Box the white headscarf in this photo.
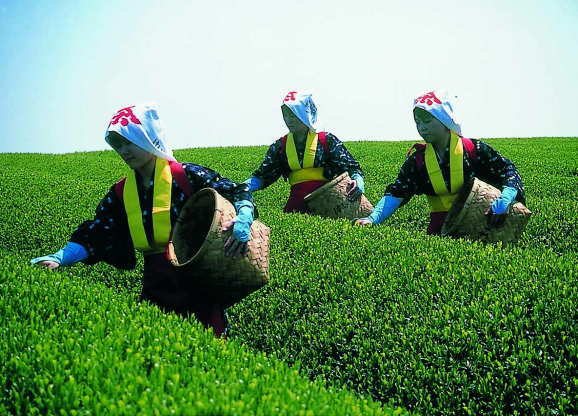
[105,103,176,161]
[282,91,321,132]
[413,90,462,136]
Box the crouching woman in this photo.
[356,91,525,234]
[31,104,255,337]
[244,91,365,213]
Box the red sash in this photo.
[280,132,328,212]
[283,180,327,213]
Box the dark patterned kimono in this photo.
[385,139,525,234]
[252,132,363,212]
[70,162,253,336]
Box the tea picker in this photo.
[30,104,268,337]
[243,91,369,216]
[355,91,530,242]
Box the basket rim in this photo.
[168,188,229,267]
[303,172,349,202]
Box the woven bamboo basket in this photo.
[441,178,532,243]
[303,172,374,219]
[167,188,270,307]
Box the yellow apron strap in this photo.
[286,133,302,171]
[124,158,174,252]
[152,158,172,248]
[425,134,464,212]
[286,131,327,185]
[302,131,318,169]
[286,131,319,170]
[449,131,464,194]
[425,143,449,196]
[288,167,326,185]
[124,172,150,251]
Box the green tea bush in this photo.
[228,138,577,415]
[232,220,577,414]
[1,137,576,415]
[0,251,401,416]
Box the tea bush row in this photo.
[1,137,576,415]
[0,251,403,416]
[227,138,577,414]
[231,215,577,415]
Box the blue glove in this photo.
[30,242,88,267]
[491,186,518,215]
[351,173,365,194]
[348,173,365,201]
[347,173,365,201]
[366,195,403,224]
[243,176,263,192]
[232,200,254,242]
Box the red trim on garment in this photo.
[280,131,329,155]
[114,161,192,201]
[409,137,477,170]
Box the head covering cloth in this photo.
[105,103,176,161]
[413,90,462,136]
[105,103,176,253]
[412,91,465,213]
[282,91,321,132]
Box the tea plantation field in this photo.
[1,137,576,415]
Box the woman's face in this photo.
[107,132,155,170]
[282,105,308,134]
[413,108,450,144]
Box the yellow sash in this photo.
[286,131,328,185]
[425,132,464,212]
[124,158,173,253]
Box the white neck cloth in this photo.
[282,91,321,132]
[413,91,462,136]
[105,103,176,161]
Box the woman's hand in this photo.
[40,261,60,270]
[346,180,363,201]
[485,186,518,228]
[221,219,249,258]
[30,243,88,269]
[352,218,373,226]
[30,255,61,270]
[347,174,365,202]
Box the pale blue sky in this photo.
[1,0,577,154]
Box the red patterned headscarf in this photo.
[106,103,176,161]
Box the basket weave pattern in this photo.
[304,172,374,219]
[441,178,531,243]
[168,188,270,306]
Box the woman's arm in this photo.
[184,164,255,256]
[383,152,421,203]
[248,140,285,190]
[30,241,89,269]
[355,154,420,226]
[473,140,526,223]
[324,134,364,179]
[31,186,136,270]
[473,140,525,201]
[324,134,366,199]
[184,164,254,205]
[69,186,136,269]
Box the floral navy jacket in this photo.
[384,139,525,204]
[252,132,363,188]
[70,163,252,269]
